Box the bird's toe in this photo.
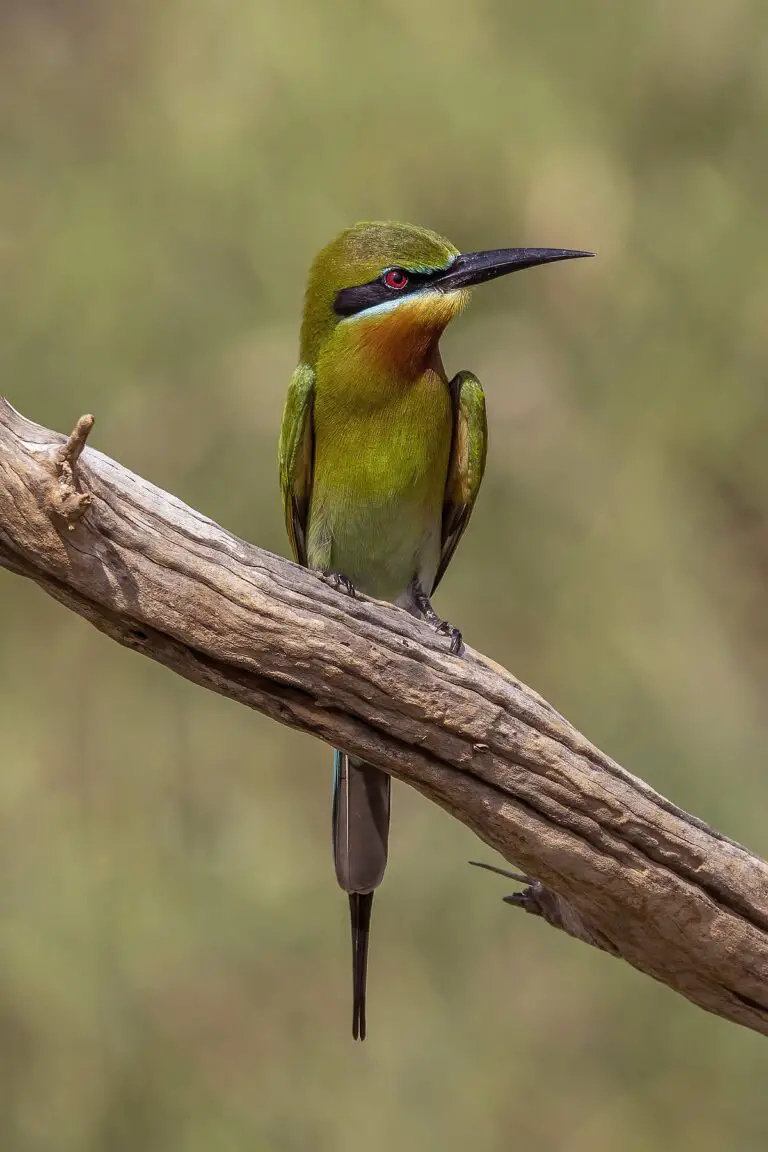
[324,571,357,598]
[436,619,463,655]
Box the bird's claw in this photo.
[409,580,463,656]
[436,621,463,656]
[323,571,357,598]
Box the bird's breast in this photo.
[308,366,453,598]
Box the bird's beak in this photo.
[433,248,594,292]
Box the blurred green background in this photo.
[1,1,768,1149]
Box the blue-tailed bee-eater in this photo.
[279,221,591,1039]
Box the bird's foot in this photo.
[321,570,357,598]
[434,618,463,656]
[410,580,463,655]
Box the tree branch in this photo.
[1,396,767,1036]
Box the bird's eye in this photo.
[384,268,409,290]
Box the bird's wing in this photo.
[433,370,488,593]
[278,362,315,567]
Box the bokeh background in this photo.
[1,1,768,1149]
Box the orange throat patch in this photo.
[351,289,469,376]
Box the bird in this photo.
[279,221,591,1039]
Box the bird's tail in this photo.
[332,751,391,1041]
[348,892,373,1041]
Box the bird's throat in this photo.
[345,289,468,379]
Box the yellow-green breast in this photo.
[307,321,453,601]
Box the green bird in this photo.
[279,221,591,1039]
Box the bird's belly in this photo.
[308,397,451,602]
[318,494,442,602]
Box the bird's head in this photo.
[299,220,591,374]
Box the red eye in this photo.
[384,268,409,290]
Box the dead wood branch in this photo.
[1,397,767,1037]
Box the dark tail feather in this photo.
[349,892,373,1041]
[332,752,391,892]
[332,752,390,1041]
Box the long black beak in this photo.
[433,247,594,292]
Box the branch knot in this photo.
[45,414,95,528]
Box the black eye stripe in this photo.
[334,268,436,318]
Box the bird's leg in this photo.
[410,579,463,656]
[317,570,357,598]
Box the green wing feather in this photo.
[433,370,488,593]
[278,363,316,566]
